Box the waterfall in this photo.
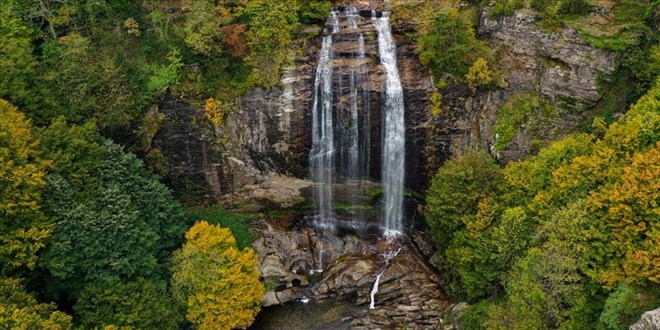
[310,6,367,228]
[310,7,405,234]
[374,12,405,233]
[310,33,334,223]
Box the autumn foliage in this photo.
[426,77,660,328]
[221,23,247,57]
[0,99,50,274]
[172,221,264,330]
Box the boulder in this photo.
[630,307,660,330]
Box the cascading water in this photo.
[369,247,401,309]
[373,12,405,233]
[309,6,368,270]
[310,6,405,235]
[310,34,334,224]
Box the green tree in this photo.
[74,278,182,329]
[0,4,36,108]
[0,99,50,275]
[298,0,331,24]
[183,0,227,56]
[37,119,186,298]
[600,283,660,330]
[417,9,488,82]
[0,277,72,329]
[426,149,502,252]
[38,34,138,130]
[172,221,264,330]
[244,0,300,86]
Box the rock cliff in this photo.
[631,307,660,330]
[151,3,617,199]
[429,7,616,164]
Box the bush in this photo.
[532,0,591,15]
[493,94,554,151]
[600,283,660,330]
[491,0,524,18]
[417,10,489,82]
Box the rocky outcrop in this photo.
[253,217,449,329]
[479,9,616,103]
[441,302,470,330]
[152,94,261,202]
[631,307,660,330]
[425,7,617,167]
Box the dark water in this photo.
[249,300,368,330]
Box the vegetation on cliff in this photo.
[426,76,660,329]
[0,0,331,134]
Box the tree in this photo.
[0,99,50,275]
[417,9,488,81]
[588,143,660,287]
[426,149,501,252]
[74,278,182,329]
[37,34,138,130]
[183,0,225,56]
[297,0,331,24]
[243,0,300,86]
[0,4,36,107]
[465,58,494,93]
[600,283,660,330]
[172,221,263,330]
[0,277,72,329]
[37,119,186,298]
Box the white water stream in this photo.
[369,247,402,309]
[373,12,405,232]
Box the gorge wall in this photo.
[151,3,617,201]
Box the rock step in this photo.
[332,7,385,18]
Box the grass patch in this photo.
[187,205,253,250]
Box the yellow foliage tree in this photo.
[171,221,263,330]
[204,98,224,126]
[589,142,660,286]
[465,57,494,93]
[0,99,51,274]
[0,277,72,329]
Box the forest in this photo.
[0,0,658,329]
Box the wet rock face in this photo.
[152,94,260,202]
[253,217,449,329]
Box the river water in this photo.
[249,300,368,330]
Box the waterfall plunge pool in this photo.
[249,299,368,330]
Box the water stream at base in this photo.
[369,247,401,309]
